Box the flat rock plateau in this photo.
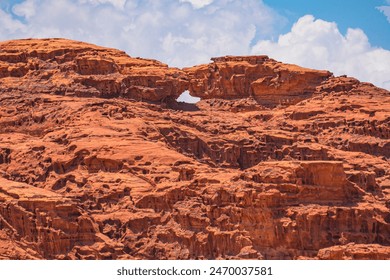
[0,38,389,260]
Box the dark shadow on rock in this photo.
[166,100,200,112]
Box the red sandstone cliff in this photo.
[0,38,187,101]
[185,55,332,106]
[0,38,389,260]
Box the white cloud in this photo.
[0,0,282,68]
[0,8,26,34]
[177,90,201,103]
[252,15,390,90]
[378,5,390,23]
[79,0,127,8]
[179,0,213,9]
[12,0,37,19]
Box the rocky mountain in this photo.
[0,38,389,260]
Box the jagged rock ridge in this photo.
[0,38,188,101]
[0,38,389,260]
[185,55,332,106]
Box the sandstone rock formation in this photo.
[0,38,389,260]
[185,55,332,106]
[0,38,188,102]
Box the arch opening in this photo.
[176,90,200,104]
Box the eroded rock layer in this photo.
[0,38,389,260]
[0,38,188,102]
[185,56,332,106]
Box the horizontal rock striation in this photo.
[0,38,188,102]
[0,38,389,260]
[185,55,332,106]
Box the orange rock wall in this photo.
[0,39,389,260]
[0,39,188,102]
[185,56,332,106]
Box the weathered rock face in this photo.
[185,56,332,106]
[0,38,188,102]
[0,38,389,260]
[0,178,101,259]
[317,243,390,260]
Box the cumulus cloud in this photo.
[179,0,214,9]
[0,8,26,34]
[78,0,127,9]
[378,3,390,23]
[0,0,282,68]
[252,15,390,90]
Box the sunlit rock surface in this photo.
[0,38,389,260]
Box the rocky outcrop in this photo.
[0,38,188,102]
[0,178,101,259]
[185,56,332,106]
[0,39,389,260]
[317,244,390,260]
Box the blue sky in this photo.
[264,0,390,49]
[0,0,389,92]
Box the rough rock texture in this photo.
[0,38,389,260]
[0,38,188,102]
[185,56,332,106]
